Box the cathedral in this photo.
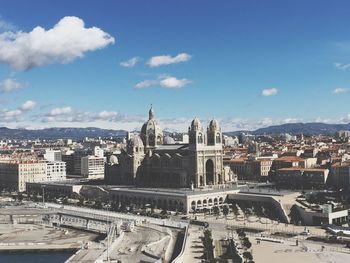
[106,106,234,188]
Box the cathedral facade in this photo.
[106,107,234,188]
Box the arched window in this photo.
[191,201,196,209]
[149,133,155,146]
[198,133,203,144]
[216,133,221,144]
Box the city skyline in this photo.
[1,0,350,132]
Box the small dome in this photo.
[164,136,175,144]
[109,155,119,165]
[191,117,202,131]
[209,119,220,130]
[128,135,144,147]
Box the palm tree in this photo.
[223,205,229,218]
[213,206,220,218]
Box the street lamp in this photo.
[41,186,45,204]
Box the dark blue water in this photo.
[0,252,73,263]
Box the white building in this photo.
[0,160,47,192]
[223,135,239,147]
[181,134,189,144]
[46,161,66,181]
[44,149,62,162]
[81,156,105,179]
[94,146,104,158]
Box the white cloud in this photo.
[49,106,72,116]
[135,79,158,89]
[0,100,36,122]
[160,76,191,89]
[333,87,348,94]
[40,107,123,123]
[0,78,24,92]
[334,62,350,71]
[3,109,22,118]
[98,111,117,120]
[147,53,191,67]
[20,100,36,111]
[120,57,140,68]
[135,75,191,89]
[3,105,350,132]
[0,16,115,71]
[261,88,278,96]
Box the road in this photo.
[109,225,172,263]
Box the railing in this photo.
[45,203,189,229]
[171,225,189,263]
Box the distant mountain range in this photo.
[0,127,127,140]
[0,122,349,140]
[225,122,350,136]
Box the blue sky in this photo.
[0,0,350,131]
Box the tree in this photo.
[223,205,229,217]
[150,203,155,214]
[213,206,220,216]
[78,196,84,206]
[94,200,102,209]
[202,229,215,261]
[243,251,253,261]
[17,193,23,202]
[119,202,127,212]
[232,204,239,216]
[111,201,119,211]
[226,239,242,263]
[62,197,69,205]
[242,237,252,249]
[237,229,246,238]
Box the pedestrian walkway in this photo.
[182,225,204,263]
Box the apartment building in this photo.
[0,160,47,192]
[46,161,66,181]
[275,167,329,189]
[81,155,105,179]
[44,149,62,162]
[0,159,67,192]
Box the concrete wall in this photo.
[227,193,289,223]
[171,225,189,263]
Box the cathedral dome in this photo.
[141,119,162,136]
[191,117,202,131]
[140,106,163,147]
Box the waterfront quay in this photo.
[0,203,188,262]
